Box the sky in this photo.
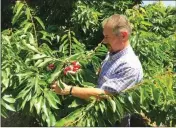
[142,0,176,7]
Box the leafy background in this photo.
[1,0,176,127]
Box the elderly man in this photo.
[51,14,143,99]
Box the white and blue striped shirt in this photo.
[97,45,143,93]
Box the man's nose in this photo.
[101,39,108,44]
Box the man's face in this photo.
[103,25,122,52]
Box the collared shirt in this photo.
[97,45,143,93]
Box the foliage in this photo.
[1,1,106,126]
[2,0,142,49]
[70,0,142,49]
[1,0,176,127]
[55,72,176,127]
[126,2,176,77]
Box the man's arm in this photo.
[70,86,110,99]
[50,82,110,100]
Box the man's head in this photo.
[102,14,132,52]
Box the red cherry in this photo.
[73,67,78,72]
[71,61,77,66]
[48,64,55,70]
[64,70,67,75]
[64,66,71,71]
[74,65,80,69]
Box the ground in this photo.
[1,111,40,127]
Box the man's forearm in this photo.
[70,86,110,100]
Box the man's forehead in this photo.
[103,25,113,35]
[104,22,113,29]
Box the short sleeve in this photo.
[100,67,139,93]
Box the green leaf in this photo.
[34,76,40,93]
[109,97,116,113]
[37,58,53,68]
[2,71,9,88]
[128,95,133,105]
[44,91,59,109]
[34,59,43,66]
[115,98,124,117]
[21,93,30,109]
[5,67,10,77]
[2,95,16,103]
[140,87,145,104]
[42,98,49,117]
[32,54,47,60]
[30,98,35,112]
[1,106,8,118]
[46,111,55,126]
[72,37,84,48]
[141,21,153,26]
[12,2,24,25]
[17,86,31,99]
[41,37,52,45]
[61,34,68,42]
[34,16,45,30]
[19,19,28,28]
[25,8,30,20]
[16,2,24,16]
[16,71,33,80]
[66,53,84,61]
[152,85,160,104]
[28,33,37,46]
[22,40,40,53]
[57,79,65,90]
[48,91,61,105]
[139,7,146,14]
[35,96,43,114]
[48,63,64,83]
[68,99,81,108]
[49,113,56,126]
[165,74,173,92]
[55,108,83,126]
[5,103,16,112]
[86,118,91,127]
[82,82,96,87]
[24,23,32,32]
[99,101,105,114]
[2,105,10,116]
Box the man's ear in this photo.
[121,31,128,38]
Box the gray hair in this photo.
[102,14,132,37]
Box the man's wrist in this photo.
[63,86,71,95]
[69,86,74,95]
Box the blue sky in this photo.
[142,1,176,7]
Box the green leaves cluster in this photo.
[126,2,176,77]
[1,0,176,127]
[1,1,107,126]
[55,72,176,127]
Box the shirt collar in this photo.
[108,44,132,60]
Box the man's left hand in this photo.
[50,81,71,95]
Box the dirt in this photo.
[1,111,40,127]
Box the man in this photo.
[51,14,143,100]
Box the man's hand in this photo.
[50,81,71,95]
